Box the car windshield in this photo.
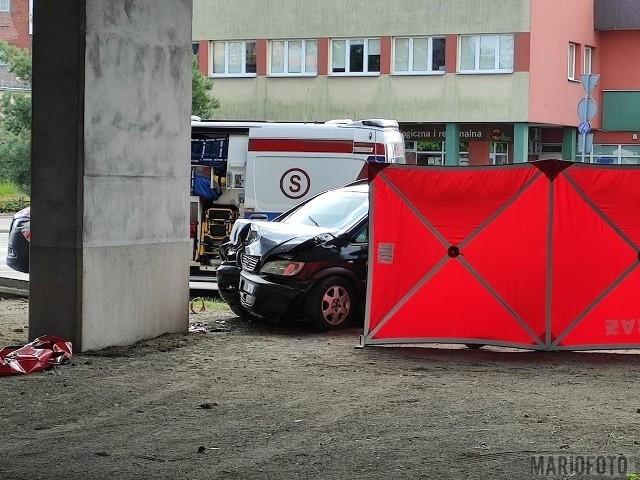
[281,189,368,230]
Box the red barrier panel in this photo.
[363,161,640,351]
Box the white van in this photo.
[189,118,405,289]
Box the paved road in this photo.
[1,214,216,295]
[0,215,10,233]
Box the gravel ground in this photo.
[1,295,640,480]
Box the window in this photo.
[331,38,380,75]
[584,46,592,75]
[282,190,368,230]
[541,144,562,154]
[405,140,469,165]
[621,145,640,164]
[353,224,368,244]
[581,144,640,164]
[270,40,317,76]
[459,34,514,73]
[490,143,509,165]
[568,43,577,80]
[211,41,257,76]
[393,36,446,74]
[0,0,9,12]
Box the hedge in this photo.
[0,197,30,213]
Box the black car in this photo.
[217,182,369,331]
[6,206,30,273]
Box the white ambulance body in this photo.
[189,118,405,289]
[243,120,405,218]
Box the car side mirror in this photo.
[327,232,350,250]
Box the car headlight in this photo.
[260,260,305,276]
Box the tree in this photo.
[0,46,219,191]
[0,41,32,84]
[0,41,31,191]
[192,53,220,119]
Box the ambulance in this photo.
[189,117,405,290]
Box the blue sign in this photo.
[581,74,600,95]
[577,97,597,121]
[578,121,591,135]
[596,157,615,164]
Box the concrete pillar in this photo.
[513,122,530,163]
[562,127,577,161]
[445,123,460,165]
[30,0,192,351]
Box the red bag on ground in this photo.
[0,335,72,376]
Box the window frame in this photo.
[579,144,640,164]
[269,39,318,77]
[0,0,9,12]
[568,43,577,80]
[351,223,369,245]
[583,46,592,75]
[458,34,514,74]
[330,38,381,76]
[392,36,446,75]
[405,140,469,166]
[490,142,509,165]
[210,40,257,78]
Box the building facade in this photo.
[0,0,32,50]
[192,0,640,166]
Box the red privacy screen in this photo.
[363,161,640,351]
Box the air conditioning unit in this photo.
[528,141,543,154]
[530,127,543,142]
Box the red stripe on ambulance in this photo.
[249,138,353,153]
[249,138,386,156]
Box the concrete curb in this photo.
[0,277,29,298]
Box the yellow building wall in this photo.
[208,73,531,122]
[193,0,531,40]
[193,0,532,122]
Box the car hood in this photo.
[235,219,339,258]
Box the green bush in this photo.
[0,180,29,213]
[0,179,20,197]
[0,197,29,213]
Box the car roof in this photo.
[336,180,369,193]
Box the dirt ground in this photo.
[1,295,640,480]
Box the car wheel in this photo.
[304,276,357,332]
[229,305,249,319]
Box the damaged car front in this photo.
[217,182,369,331]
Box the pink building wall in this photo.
[593,30,640,144]
[529,0,599,128]
[597,30,640,91]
